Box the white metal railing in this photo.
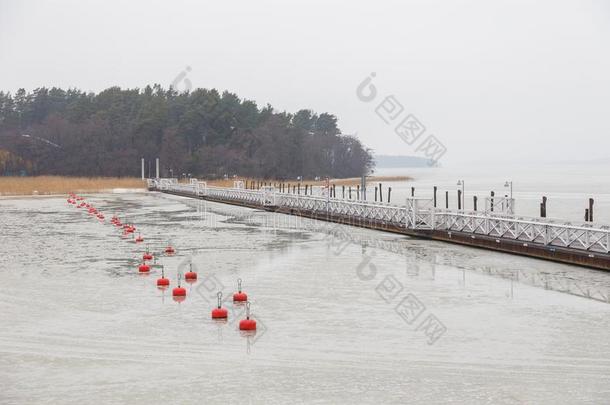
[434,211,610,253]
[149,179,610,254]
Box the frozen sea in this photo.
[1,191,610,404]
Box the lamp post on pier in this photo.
[504,181,513,199]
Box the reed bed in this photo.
[204,175,412,188]
[0,176,146,196]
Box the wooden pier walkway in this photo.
[148,179,610,271]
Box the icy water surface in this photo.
[1,192,610,404]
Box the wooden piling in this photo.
[457,190,462,210]
[374,186,378,202]
[387,187,392,203]
[541,196,547,218]
[445,191,449,209]
[411,187,415,197]
[379,183,383,202]
[589,198,594,222]
[473,196,478,211]
[433,186,437,207]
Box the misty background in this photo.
[1,0,609,166]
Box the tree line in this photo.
[0,86,374,179]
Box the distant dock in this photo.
[148,179,610,271]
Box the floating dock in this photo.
[148,179,610,271]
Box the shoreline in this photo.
[0,175,412,196]
[204,175,412,188]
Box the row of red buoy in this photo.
[67,192,257,331]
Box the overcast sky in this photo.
[1,0,609,165]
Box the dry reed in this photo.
[0,176,146,196]
[203,175,412,188]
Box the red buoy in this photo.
[165,246,175,255]
[138,263,150,273]
[185,263,197,282]
[143,252,153,261]
[157,266,170,288]
[135,233,144,243]
[172,274,186,302]
[233,278,248,302]
[212,291,228,319]
[239,302,257,330]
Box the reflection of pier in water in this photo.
[198,200,610,304]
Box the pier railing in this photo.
[148,179,610,254]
